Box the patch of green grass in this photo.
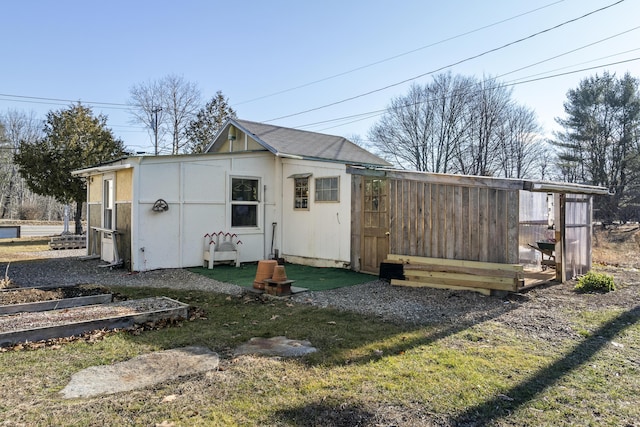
[1,286,638,426]
[188,262,374,291]
[0,237,50,262]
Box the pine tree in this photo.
[14,103,126,233]
[185,91,236,154]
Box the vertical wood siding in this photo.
[388,179,519,264]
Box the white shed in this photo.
[72,119,391,271]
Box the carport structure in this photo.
[349,167,609,294]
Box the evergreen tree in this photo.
[14,103,126,233]
[554,72,640,222]
[185,91,236,154]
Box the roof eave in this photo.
[524,180,611,195]
[72,163,133,177]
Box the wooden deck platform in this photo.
[385,254,558,295]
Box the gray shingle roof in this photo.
[213,119,391,167]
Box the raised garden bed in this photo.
[0,285,113,315]
[0,297,188,347]
[0,294,113,315]
[0,284,109,301]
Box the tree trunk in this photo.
[74,201,83,235]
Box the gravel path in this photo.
[6,250,243,296]
[5,249,640,342]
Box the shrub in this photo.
[574,271,616,293]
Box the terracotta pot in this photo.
[253,260,277,289]
[271,265,287,282]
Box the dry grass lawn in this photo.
[0,229,638,426]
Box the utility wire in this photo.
[314,56,640,133]
[506,47,640,83]
[294,27,640,131]
[0,93,130,109]
[234,0,566,106]
[264,0,625,123]
[495,25,640,80]
[0,2,568,115]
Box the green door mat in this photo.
[189,263,373,291]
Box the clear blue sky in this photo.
[1,0,639,154]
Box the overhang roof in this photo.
[347,166,611,195]
[71,159,133,177]
[206,119,392,167]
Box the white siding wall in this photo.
[132,153,275,271]
[280,159,351,267]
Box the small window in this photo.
[315,177,339,202]
[231,177,259,227]
[103,179,114,229]
[294,177,309,209]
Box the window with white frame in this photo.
[231,177,259,227]
[294,177,309,209]
[315,176,339,202]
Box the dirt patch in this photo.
[593,224,640,268]
[0,284,111,305]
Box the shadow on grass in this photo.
[275,403,375,426]
[452,305,640,426]
[116,283,519,371]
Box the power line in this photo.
[294,29,640,132]
[309,56,640,133]
[234,0,567,106]
[0,93,131,109]
[495,25,640,81]
[263,0,626,123]
[0,2,570,120]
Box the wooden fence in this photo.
[388,174,520,265]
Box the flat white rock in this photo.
[60,346,219,398]
[234,336,317,357]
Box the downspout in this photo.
[179,161,184,268]
[263,182,267,259]
[274,152,300,259]
[131,159,141,271]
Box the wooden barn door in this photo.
[361,177,389,274]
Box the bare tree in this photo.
[369,74,473,172]
[369,73,542,178]
[162,74,201,154]
[129,79,166,154]
[427,73,474,173]
[456,77,511,176]
[369,83,434,171]
[495,105,545,179]
[129,74,201,155]
[0,110,42,218]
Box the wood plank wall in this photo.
[88,204,101,255]
[116,203,132,269]
[388,179,519,264]
[350,175,363,271]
